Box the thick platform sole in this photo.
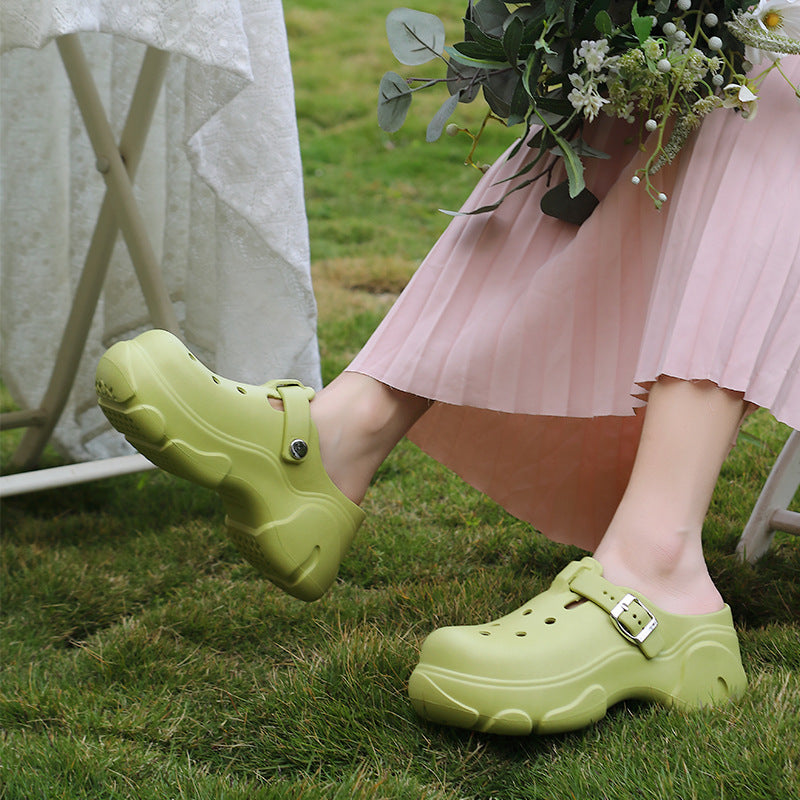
[95,335,363,601]
[409,629,747,736]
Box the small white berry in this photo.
[657,192,668,202]
[446,123,459,137]
[704,13,719,27]
[663,22,677,35]
[631,175,641,185]
[677,0,691,10]
[657,58,672,73]
[708,36,723,50]
[645,118,658,132]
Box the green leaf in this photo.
[550,138,610,160]
[386,8,445,66]
[522,49,543,97]
[426,93,460,142]
[551,133,585,197]
[595,10,614,36]
[575,0,611,39]
[454,40,505,60]
[446,45,510,70]
[540,181,599,224]
[502,16,524,65]
[377,71,412,132]
[563,0,577,32]
[631,2,654,45]
[507,78,531,125]
[462,18,505,58]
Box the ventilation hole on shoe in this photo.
[212,375,221,384]
[564,598,587,610]
[479,631,491,636]
[236,386,247,395]
[490,623,501,627]
[544,617,556,625]
[522,608,533,616]
[515,631,527,637]
[187,351,197,361]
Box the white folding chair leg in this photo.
[1,36,179,495]
[55,34,179,333]
[5,40,173,474]
[737,430,800,563]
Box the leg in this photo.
[310,372,429,504]
[408,376,748,734]
[95,330,426,600]
[593,376,746,614]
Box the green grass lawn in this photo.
[2,2,799,798]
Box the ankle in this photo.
[593,536,724,615]
[310,374,427,505]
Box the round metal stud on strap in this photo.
[289,438,309,461]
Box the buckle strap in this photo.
[264,380,316,463]
[568,568,665,658]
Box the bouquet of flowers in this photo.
[378,1,800,223]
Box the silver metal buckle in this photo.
[610,593,658,644]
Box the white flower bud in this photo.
[663,22,677,35]
[708,36,723,50]
[645,118,658,132]
[445,123,459,137]
[657,58,672,73]
[677,0,691,10]
[704,13,719,27]
[658,192,668,202]
[631,175,641,185]
[712,73,725,86]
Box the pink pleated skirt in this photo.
[348,58,800,551]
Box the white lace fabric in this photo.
[0,0,320,461]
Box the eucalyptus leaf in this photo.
[426,93,460,142]
[446,61,483,102]
[483,69,520,116]
[471,0,510,38]
[540,181,599,224]
[377,71,412,132]
[386,8,446,66]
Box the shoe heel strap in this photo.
[568,569,665,658]
[265,380,316,463]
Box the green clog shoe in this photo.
[409,557,747,735]
[95,329,364,601]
